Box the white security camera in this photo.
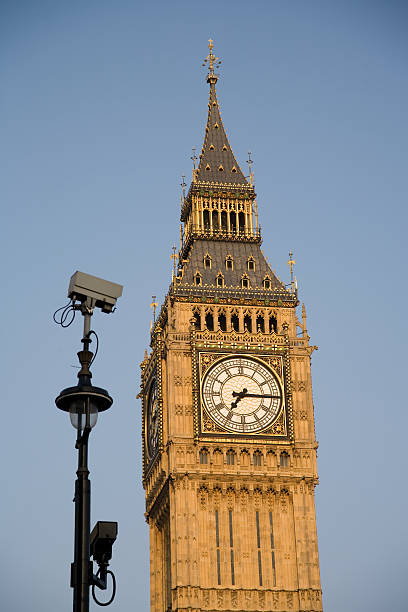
[68,271,123,314]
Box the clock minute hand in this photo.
[239,392,281,399]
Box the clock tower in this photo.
[141,41,323,612]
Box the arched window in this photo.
[238,212,245,233]
[253,451,263,467]
[213,449,223,465]
[218,311,227,331]
[225,255,233,270]
[243,313,252,332]
[263,276,271,289]
[256,314,265,333]
[240,450,250,467]
[269,315,277,333]
[241,275,249,289]
[212,210,219,230]
[247,256,255,271]
[221,211,228,231]
[280,451,289,468]
[226,450,236,465]
[266,450,276,468]
[200,448,209,464]
[204,254,212,269]
[205,311,214,331]
[216,273,224,288]
[193,309,201,329]
[231,311,239,332]
[194,272,202,286]
[229,211,236,233]
[203,209,210,230]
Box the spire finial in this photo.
[180,174,186,203]
[302,303,308,338]
[150,295,158,323]
[171,245,178,277]
[202,38,221,84]
[191,147,197,182]
[247,151,254,186]
[287,251,296,295]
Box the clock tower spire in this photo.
[141,41,323,612]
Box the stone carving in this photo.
[253,488,262,508]
[198,486,208,508]
[174,375,183,386]
[202,589,209,606]
[292,380,306,392]
[266,488,276,508]
[240,488,249,508]
[231,590,238,608]
[280,490,288,513]
[202,412,224,432]
[258,591,265,608]
[286,592,293,608]
[213,487,222,507]
[217,590,223,606]
[226,487,235,509]
[175,405,183,415]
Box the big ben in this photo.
[140,41,323,612]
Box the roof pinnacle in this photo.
[202,38,221,84]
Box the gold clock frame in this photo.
[194,348,294,443]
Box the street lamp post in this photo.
[55,271,122,612]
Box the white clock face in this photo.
[146,379,159,459]
[201,356,283,434]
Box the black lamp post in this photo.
[55,271,122,612]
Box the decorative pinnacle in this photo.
[202,38,221,83]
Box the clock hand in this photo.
[239,393,280,399]
[231,388,248,408]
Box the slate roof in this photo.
[195,79,248,186]
[178,240,285,291]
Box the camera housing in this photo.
[68,271,123,314]
[90,521,118,565]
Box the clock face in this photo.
[201,356,283,434]
[146,378,159,459]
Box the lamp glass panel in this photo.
[69,401,98,430]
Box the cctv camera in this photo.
[68,271,123,314]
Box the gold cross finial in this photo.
[150,295,158,322]
[202,38,221,81]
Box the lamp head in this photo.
[55,383,112,431]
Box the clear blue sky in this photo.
[1,1,407,610]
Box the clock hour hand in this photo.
[231,388,248,408]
